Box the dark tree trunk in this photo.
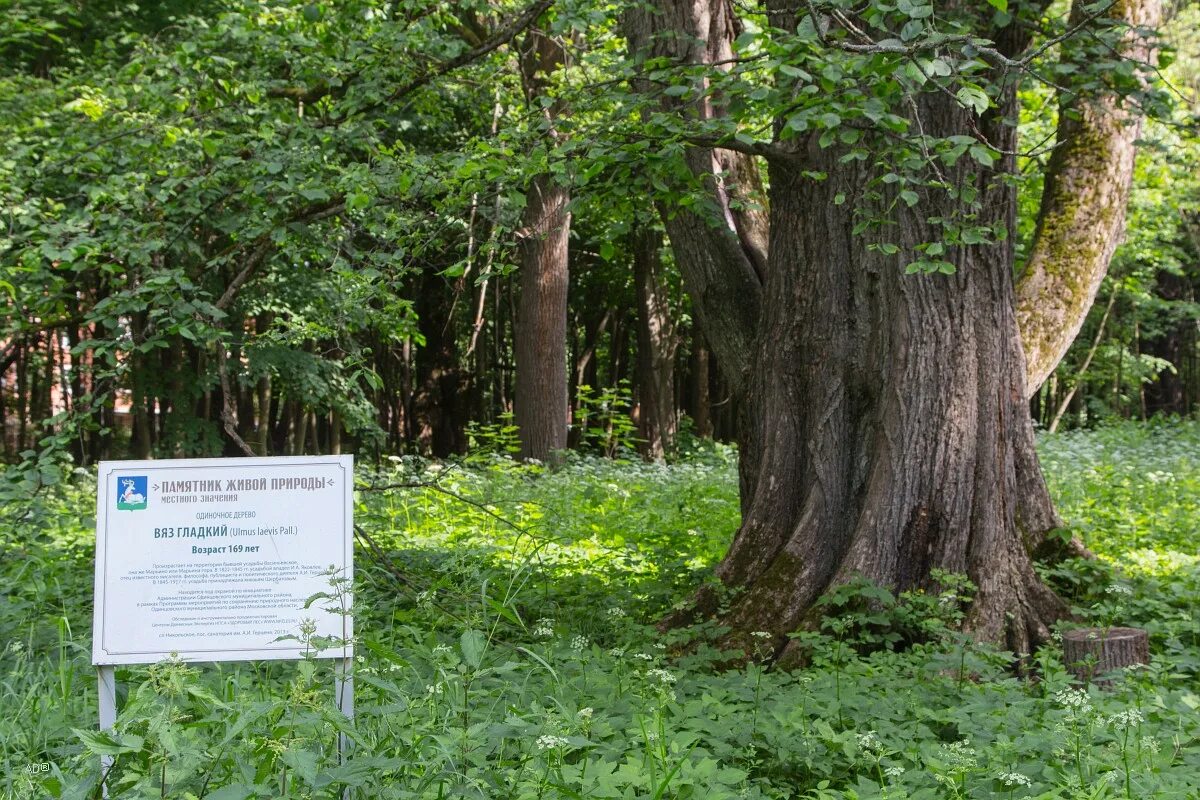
[689,339,712,438]
[633,0,1078,658]
[708,83,1066,660]
[515,171,571,460]
[412,270,470,457]
[514,26,571,461]
[1143,269,1197,416]
[633,226,679,460]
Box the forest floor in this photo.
[2,421,1199,799]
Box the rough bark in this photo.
[1017,0,1161,396]
[713,83,1067,659]
[633,226,680,460]
[642,0,1083,659]
[623,0,767,394]
[514,27,571,461]
[1063,627,1149,686]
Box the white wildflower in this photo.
[606,607,627,619]
[607,647,626,658]
[571,635,589,652]
[647,668,677,685]
[856,731,882,753]
[751,631,772,639]
[536,734,569,750]
[577,707,593,720]
[633,652,654,661]
[884,766,905,778]
[1105,584,1133,597]
[941,739,977,769]
[999,772,1032,788]
[1054,687,1092,713]
[1108,709,1144,730]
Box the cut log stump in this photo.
[1062,627,1149,687]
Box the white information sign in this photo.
[92,455,353,665]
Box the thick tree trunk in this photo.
[710,87,1068,659]
[514,27,571,461]
[514,172,571,461]
[633,226,679,460]
[638,0,1078,657]
[1017,0,1161,396]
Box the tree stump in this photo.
[1062,627,1149,687]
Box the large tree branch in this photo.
[1017,0,1161,397]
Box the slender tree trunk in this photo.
[633,226,679,460]
[1142,268,1196,416]
[412,270,470,457]
[514,26,571,461]
[690,340,712,438]
[1017,0,1161,395]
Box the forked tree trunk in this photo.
[633,225,679,460]
[514,27,571,462]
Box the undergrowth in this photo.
[0,422,1198,799]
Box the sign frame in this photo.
[91,455,355,796]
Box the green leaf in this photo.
[75,729,144,756]
[460,628,486,668]
[955,85,989,115]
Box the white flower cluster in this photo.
[647,668,677,685]
[1053,687,1092,713]
[751,631,772,639]
[532,618,555,638]
[941,739,978,770]
[536,734,570,750]
[884,765,905,778]
[606,606,627,619]
[856,731,882,753]
[999,772,1032,788]
[1105,584,1133,597]
[577,707,593,720]
[571,635,589,652]
[1108,709,1145,730]
[607,647,626,658]
[633,652,654,661]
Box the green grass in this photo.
[1,423,1198,799]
